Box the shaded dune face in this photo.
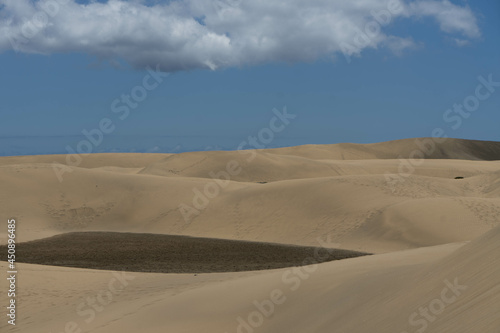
[0,232,369,273]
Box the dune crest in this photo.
[1,138,500,253]
[1,137,499,332]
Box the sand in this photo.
[0,137,499,332]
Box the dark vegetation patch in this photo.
[1,232,370,273]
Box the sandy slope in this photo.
[262,137,500,160]
[1,162,499,251]
[1,139,499,251]
[2,227,498,333]
[0,153,167,169]
[0,137,499,332]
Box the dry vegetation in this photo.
[1,232,369,273]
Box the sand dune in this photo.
[1,151,499,252]
[3,227,497,333]
[263,137,500,161]
[1,137,499,332]
[0,153,167,169]
[139,149,500,182]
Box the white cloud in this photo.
[383,36,420,55]
[453,38,470,47]
[409,0,480,38]
[0,0,481,71]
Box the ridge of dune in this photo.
[288,223,500,333]
[136,137,500,182]
[2,137,500,171]
[262,137,500,161]
[0,152,167,168]
[1,159,499,252]
[6,226,497,333]
[103,225,500,332]
[1,137,499,333]
[1,137,499,252]
[138,150,500,182]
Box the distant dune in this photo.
[1,137,499,333]
[264,137,500,160]
[1,138,499,252]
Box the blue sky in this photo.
[0,0,499,155]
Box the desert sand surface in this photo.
[1,137,500,333]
